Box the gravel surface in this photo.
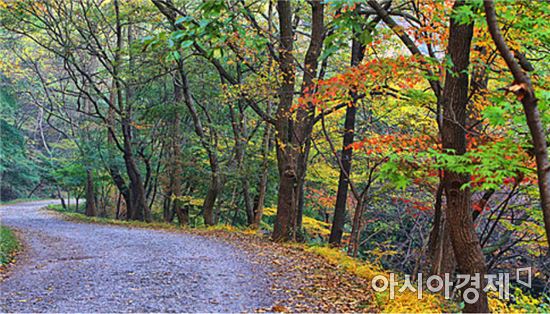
[0,200,276,313]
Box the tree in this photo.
[484,0,550,248]
[271,0,324,242]
[440,1,488,311]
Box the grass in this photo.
[0,197,43,206]
[47,204,195,232]
[0,226,19,265]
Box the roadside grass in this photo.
[0,226,19,265]
[0,197,43,206]
[47,204,183,231]
[306,245,449,313]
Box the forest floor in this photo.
[0,200,377,312]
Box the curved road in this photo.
[0,200,275,312]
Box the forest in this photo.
[0,0,549,313]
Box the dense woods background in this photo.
[0,0,548,311]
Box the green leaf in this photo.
[358,30,373,45]
[482,106,506,126]
[180,40,194,49]
[212,47,222,59]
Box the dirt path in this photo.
[0,200,276,312]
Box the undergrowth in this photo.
[0,225,19,265]
[307,246,445,313]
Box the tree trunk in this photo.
[272,0,324,241]
[57,186,66,210]
[484,0,550,248]
[106,79,132,219]
[174,61,221,227]
[203,172,221,226]
[428,195,456,276]
[242,178,254,225]
[163,194,173,222]
[441,2,488,311]
[113,0,151,222]
[272,0,297,242]
[329,37,365,245]
[85,169,97,217]
[348,196,367,257]
[427,180,455,276]
[171,71,187,225]
[253,121,272,227]
[229,101,254,225]
[116,192,122,219]
[121,119,151,222]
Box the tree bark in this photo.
[85,169,97,217]
[427,187,455,276]
[484,0,550,248]
[272,0,324,241]
[427,180,455,276]
[441,2,488,311]
[272,0,297,241]
[203,172,222,226]
[122,121,150,222]
[348,197,366,257]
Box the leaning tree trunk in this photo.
[152,0,223,227]
[56,186,66,210]
[348,197,366,258]
[175,63,221,226]
[112,0,152,222]
[484,0,550,248]
[329,36,365,245]
[441,2,488,311]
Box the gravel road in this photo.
[0,200,276,312]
